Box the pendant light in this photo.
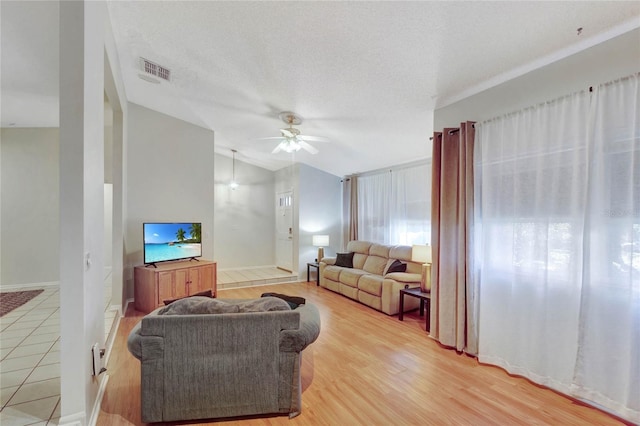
[229,149,239,190]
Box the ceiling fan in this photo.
[259,111,329,154]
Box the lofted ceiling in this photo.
[2,1,639,177]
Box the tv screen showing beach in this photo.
[143,222,202,264]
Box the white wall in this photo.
[297,164,342,279]
[125,102,215,298]
[104,184,113,270]
[213,153,275,268]
[104,15,128,312]
[59,1,106,422]
[104,100,113,184]
[103,100,113,271]
[0,128,59,287]
[435,28,640,129]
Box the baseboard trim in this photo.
[103,313,121,366]
[218,265,300,274]
[217,280,302,290]
[123,298,134,315]
[88,374,109,426]
[0,281,59,291]
[58,411,85,426]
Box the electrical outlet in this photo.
[91,343,105,376]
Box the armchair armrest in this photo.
[280,304,321,352]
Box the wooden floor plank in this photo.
[98,282,630,425]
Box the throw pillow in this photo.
[335,252,355,268]
[261,292,306,309]
[158,297,239,315]
[163,289,212,305]
[386,259,407,273]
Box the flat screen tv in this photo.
[143,222,202,267]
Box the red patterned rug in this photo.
[0,289,44,317]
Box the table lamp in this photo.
[411,244,432,293]
[312,235,329,262]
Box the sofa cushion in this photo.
[340,268,370,287]
[369,243,390,258]
[323,265,342,281]
[363,255,388,275]
[352,253,368,270]
[339,283,359,299]
[335,252,354,268]
[323,277,341,293]
[390,245,413,262]
[358,274,384,296]
[358,290,382,311]
[346,240,372,255]
[158,297,240,315]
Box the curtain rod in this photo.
[428,123,475,140]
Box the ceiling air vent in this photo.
[140,57,171,82]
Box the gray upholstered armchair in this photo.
[127,297,321,423]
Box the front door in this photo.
[276,191,293,272]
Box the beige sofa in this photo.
[319,240,426,315]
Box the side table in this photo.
[307,262,320,286]
[398,285,431,331]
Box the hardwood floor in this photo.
[98,282,629,425]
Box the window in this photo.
[357,162,431,245]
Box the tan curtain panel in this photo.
[341,176,358,251]
[349,175,358,243]
[430,121,478,355]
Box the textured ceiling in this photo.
[2,1,639,176]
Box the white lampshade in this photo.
[411,244,432,264]
[312,235,329,247]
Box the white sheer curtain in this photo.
[475,73,639,422]
[571,75,639,421]
[357,162,431,245]
[358,172,391,243]
[391,163,431,245]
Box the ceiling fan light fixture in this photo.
[279,139,302,153]
[259,111,327,155]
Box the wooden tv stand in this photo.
[134,260,217,313]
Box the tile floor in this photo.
[0,286,62,426]
[0,266,297,425]
[217,266,298,289]
[0,271,118,426]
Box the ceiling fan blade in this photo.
[298,140,319,154]
[255,137,284,142]
[298,135,330,143]
[271,143,283,154]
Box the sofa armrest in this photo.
[280,304,321,352]
[320,257,336,266]
[384,272,421,284]
[127,322,143,360]
[127,306,164,361]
